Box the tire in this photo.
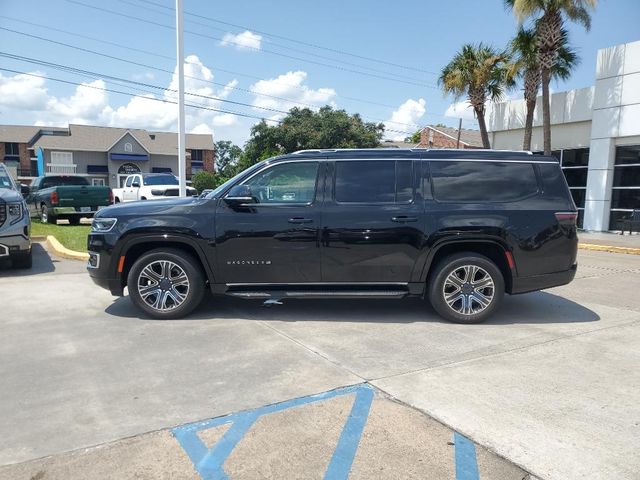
[127,248,205,319]
[68,217,81,226]
[428,252,504,324]
[114,197,121,204]
[41,205,57,225]
[11,249,32,269]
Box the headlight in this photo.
[8,202,24,225]
[92,217,117,233]
[151,189,165,196]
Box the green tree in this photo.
[214,140,242,177]
[506,0,596,154]
[439,44,513,149]
[509,27,578,150]
[191,171,224,193]
[240,106,384,169]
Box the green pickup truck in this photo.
[26,176,113,225]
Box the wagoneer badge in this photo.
[227,260,272,265]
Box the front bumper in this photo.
[511,263,577,294]
[0,222,31,258]
[87,231,124,296]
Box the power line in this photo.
[114,0,432,84]
[133,0,437,75]
[65,0,436,89]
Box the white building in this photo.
[487,39,640,231]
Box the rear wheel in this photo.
[68,217,81,226]
[428,253,504,324]
[127,249,205,319]
[40,205,57,224]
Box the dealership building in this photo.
[0,124,215,188]
[487,39,640,231]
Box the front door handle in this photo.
[288,217,314,224]
[391,216,418,223]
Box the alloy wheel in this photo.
[137,260,190,312]
[442,264,495,316]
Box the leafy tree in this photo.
[505,0,596,154]
[409,130,421,143]
[509,27,578,150]
[239,106,384,169]
[214,140,242,177]
[191,171,225,193]
[439,44,513,149]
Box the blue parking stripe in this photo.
[324,385,374,479]
[172,383,374,480]
[453,432,479,480]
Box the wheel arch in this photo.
[421,239,514,294]
[116,234,214,290]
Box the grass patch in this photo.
[31,222,92,252]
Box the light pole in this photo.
[175,0,186,197]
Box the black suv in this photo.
[87,149,578,323]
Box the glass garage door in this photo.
[609,146,640,231]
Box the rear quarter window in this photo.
[431,161,539,203]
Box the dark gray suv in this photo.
[0,164,31,269]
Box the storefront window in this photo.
[610,145,640,230]
[558,148,589,228]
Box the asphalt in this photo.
[0,242,638,479]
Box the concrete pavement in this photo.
[1,244,638,479]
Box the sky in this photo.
[0,0,639,147]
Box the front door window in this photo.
[240,161,319,204]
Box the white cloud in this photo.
[384,98,426,141]
[444,100,477,121]
[132,72,155,81]
[250,71,336,123]
[220,30,262,51]
[0,55,246,142]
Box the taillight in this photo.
[555,212,578,226]
[50,191,59,205]
[108,189,113,203]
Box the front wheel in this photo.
[428,253,504,324]
[127,249,205,319]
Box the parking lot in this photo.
[1,244,639,479]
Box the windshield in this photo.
[144,175,179,186]
[41,176,90,188]
[0,165,17,190]
[204,161,267,199]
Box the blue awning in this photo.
[110,153,149,161]
[152,167,173,173]
[87,164,109,174]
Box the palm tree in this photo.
[439,44,512,149]
[509,27,578,150]
[505,0,596,155]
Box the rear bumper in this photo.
[511,264,577,294]
[52,206,105,216]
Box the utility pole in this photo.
[175,0,186,197]
[456,118,462,149]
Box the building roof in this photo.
[422,125,483,147]
[378,140,419,149]
[23,124,214,154]
[0,125,44,143]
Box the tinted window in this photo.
[431,161,539,203]
[563,168,588,187]
[561,148,589,167]
[41,176,90,188]
[335,160,413,203]
[243,161,318,204]
[144,175,179,186]
[615,145,640,165]
[125,176,133,187]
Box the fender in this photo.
[114,231,216,285]
[416,235,512,284]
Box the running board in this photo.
[227,290,409,300]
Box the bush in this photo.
[191,171,224,193]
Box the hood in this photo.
[96,197,206,218]
[0,187,22,203]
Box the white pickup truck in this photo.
[112,173,197,203]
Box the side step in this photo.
[227,290,409,300]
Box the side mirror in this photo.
[131,181,140,188]
[224,185,255,206]
[20,184,30,196]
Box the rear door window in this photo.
[335,160,413,204]
[430,161,539,203]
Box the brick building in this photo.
[0,124,215,186]
[380,125,483,150]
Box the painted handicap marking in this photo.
[453,431,479,480]
[172,384,374,480]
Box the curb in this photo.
[578,243,640,255]
[45,235,89,261]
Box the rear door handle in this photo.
[391,216,418,223]
[288,217,314,224]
